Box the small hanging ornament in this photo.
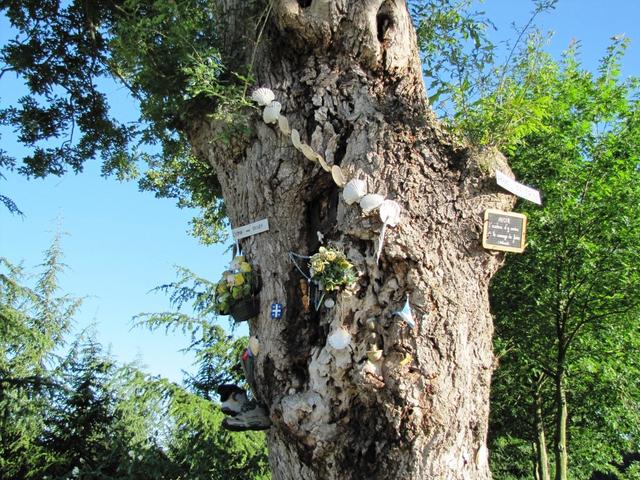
[251,87,275,106]
[343,179,367,205]
[393,295,415,329]
[263,101,281,124]
[278,115,291,136]
[359,193,385,214]
[376,199,402,263]
[331,165,346,187]
[291,129,303,150]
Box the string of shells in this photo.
[251,87,402,262]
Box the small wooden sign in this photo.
[232,218,269,241]
[482,209,527,253]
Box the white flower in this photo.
[71,466,80,477]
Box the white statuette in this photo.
[379,200,401,227]
[251,87,275,106]
[328,328,351,350]
[359,193,385,213]
[262,101,281,124]
[343,179,367,205]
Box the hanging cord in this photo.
[288,251,312,281]
[289,251,326,310]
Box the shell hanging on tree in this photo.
[263,101,282,124]
[278,115,291,135]
[291,129,303,150]
[251,87,275,106]
[359,193,385,213]
[343,179,367,205]
[379,199,401,227]
[331,165,346,187]
[300,143,318,162]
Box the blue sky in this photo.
[2,0,640,384]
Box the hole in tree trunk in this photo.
[298,0,312,7]
[376,2,394,43]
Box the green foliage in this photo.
[0,241,268,478]
[0,0,252,238]
[413,0,558,151]
[488,40,640,478]
[134,265,249,394]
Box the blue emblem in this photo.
[271,303,283,319]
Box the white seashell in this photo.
[300,143,317,162]
[278,114,290,136]
[291,129,302,150]
[262,101,281,124]
[317,154,331,172]
[359,193,385,213]
[331,165,346,187]
[343,179,367,205]
[251,87,275,106]
[328,328,351,350]
[248,336,260,356]
[379,199,401,227]
[323,298,335,308]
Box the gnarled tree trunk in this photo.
[191,1,514,478]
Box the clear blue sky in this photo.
[2,0,639,384]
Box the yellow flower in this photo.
[311,259,325,274]
[234,273,245,286]
[239,262,252,273]
[318,246,327,255]
[325,251,337,261]
[216,282,227,294]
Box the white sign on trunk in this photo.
[495,170,542,205]
[232,218,270,240]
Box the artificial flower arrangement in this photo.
[309,247,358,293]
[214,255,259,322]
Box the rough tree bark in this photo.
[191,1,514,478]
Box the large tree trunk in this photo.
[191,1,514,478]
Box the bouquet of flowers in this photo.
[213,256,255,316]
[309,247,357,292]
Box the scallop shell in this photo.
[291,129,303,150]
[367,349,383,362]
[359,193,385,213]
[379,199,401,227]
[331,165,346,187]
[262,101,281,124]
[343,179,367,205]
[248,336,260,356]
[300,143,317,162]
[328,328,351,350]
[251,87,275,106]
[278,115,290,136]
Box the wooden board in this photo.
[482,209,527,253]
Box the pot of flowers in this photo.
[214,256,260,322]
[309,246,358,308]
